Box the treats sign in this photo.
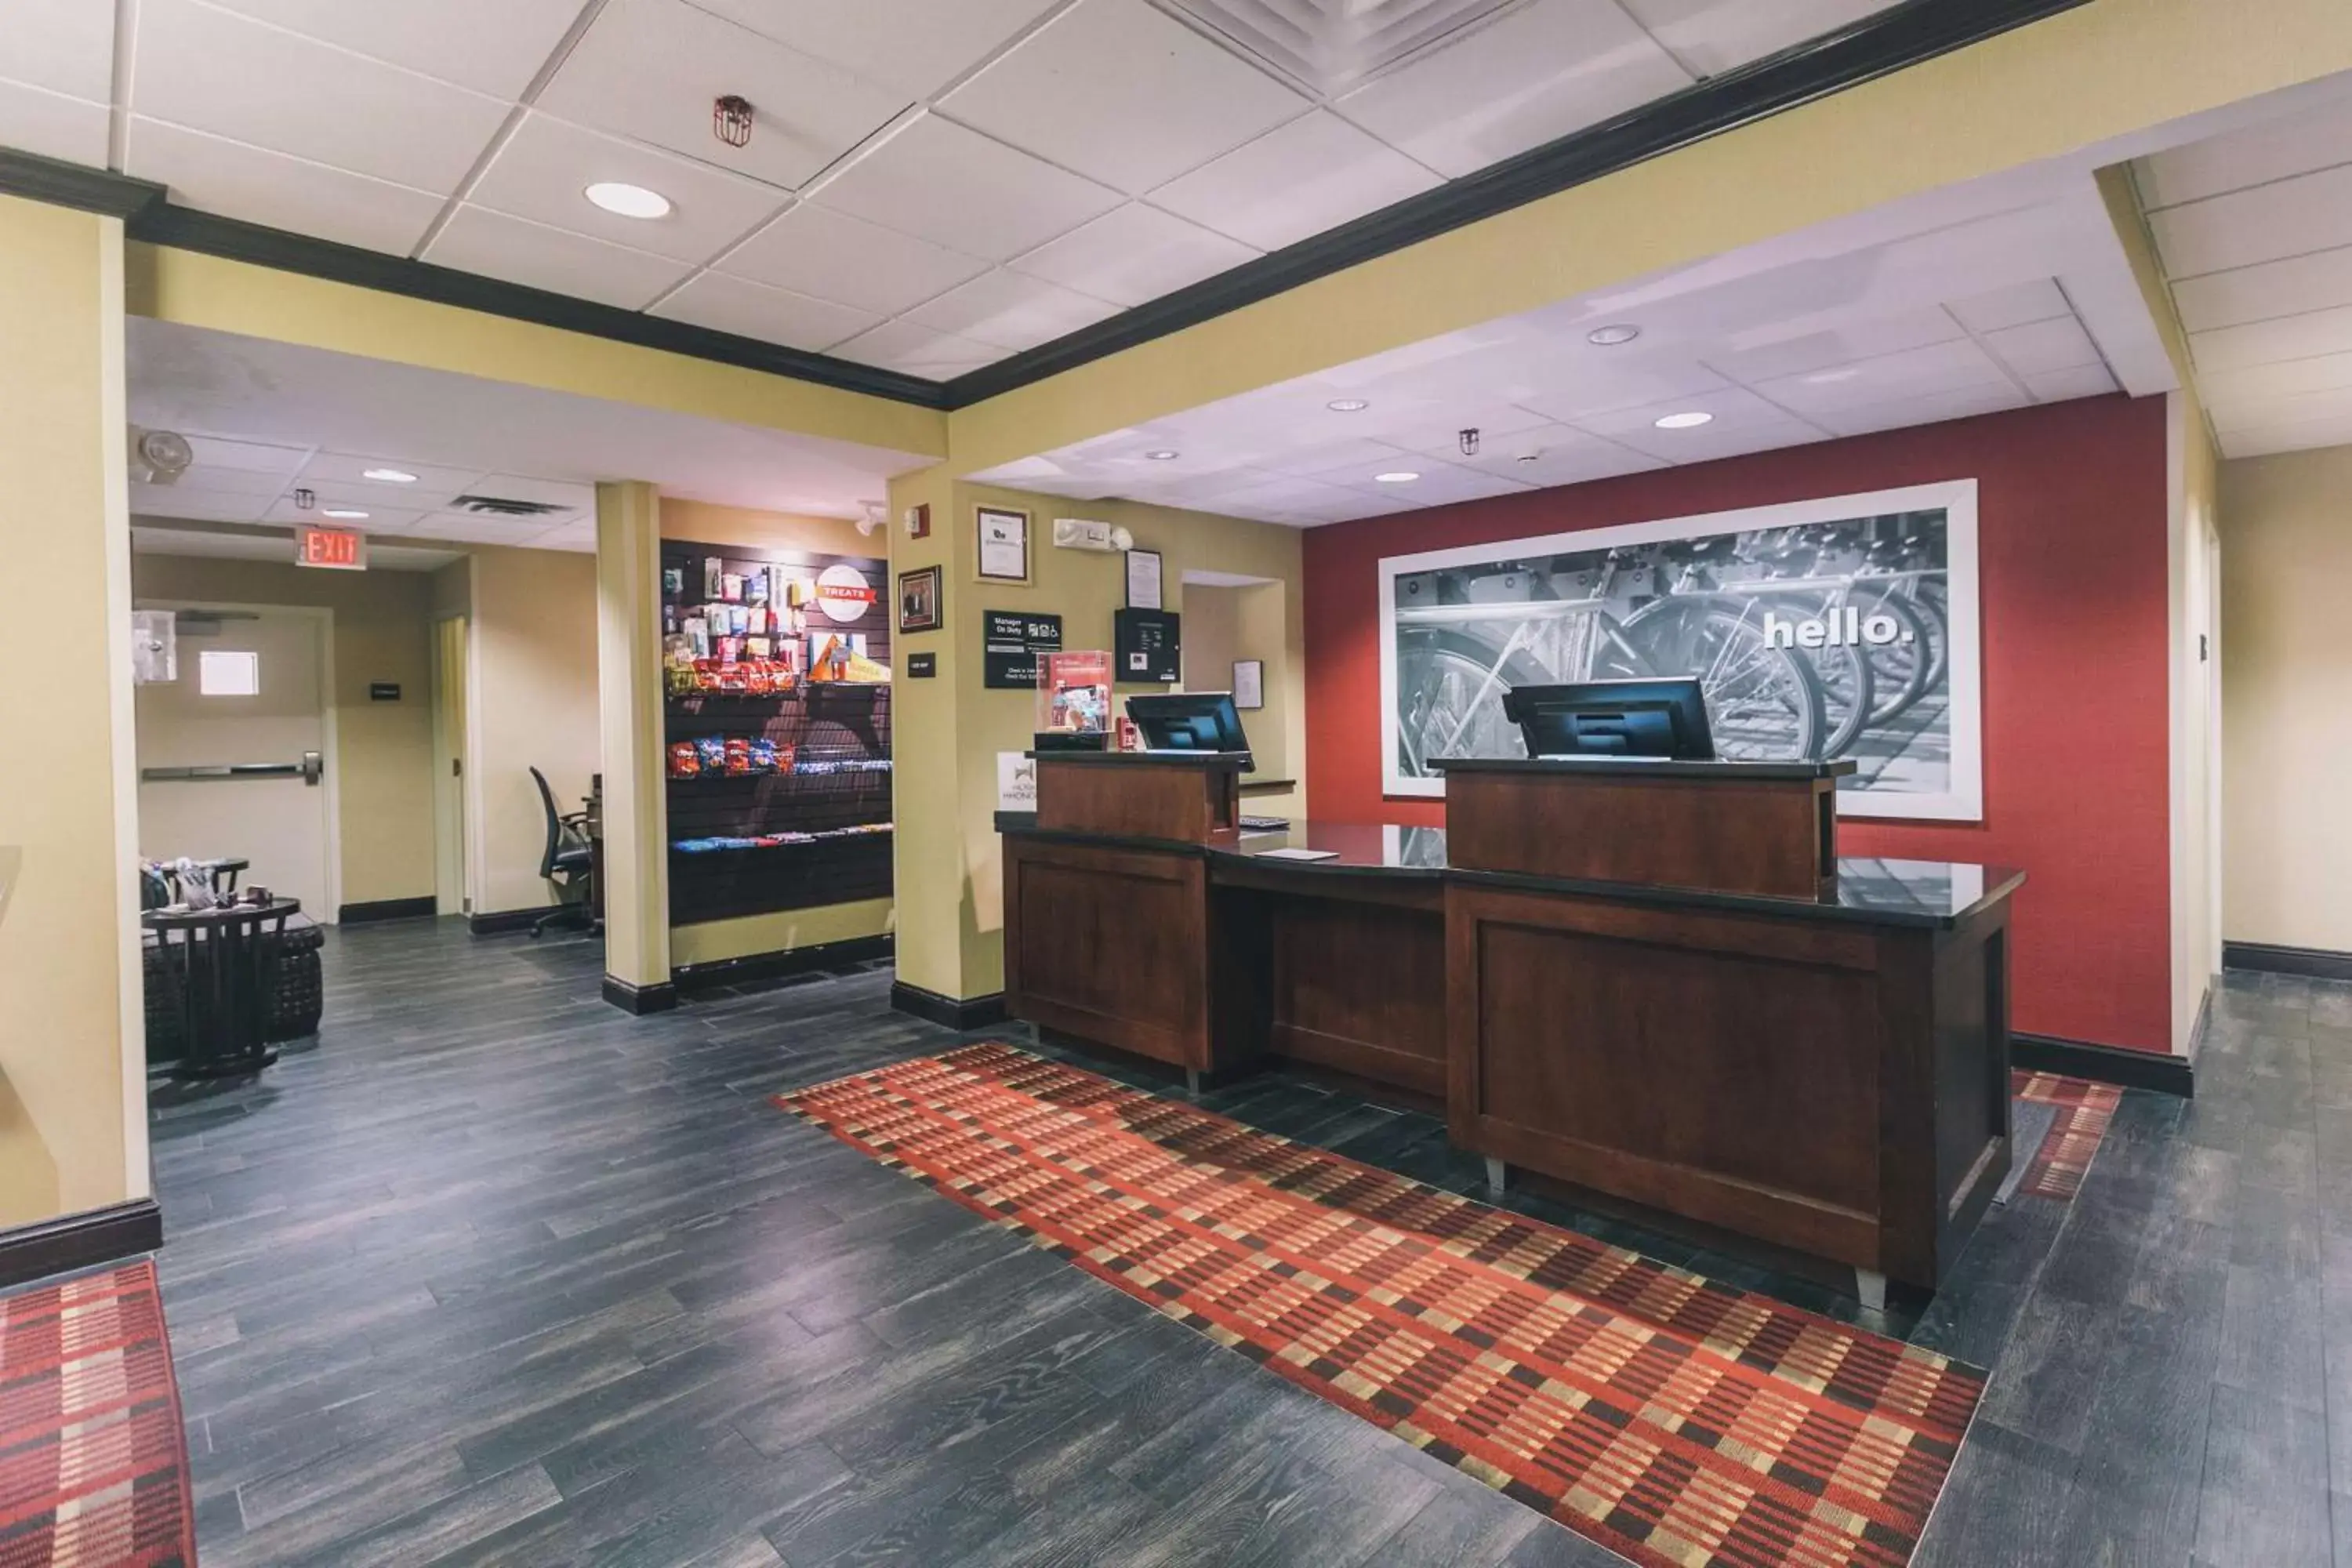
[816,564,875,624]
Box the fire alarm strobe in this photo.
[714,95,753,148]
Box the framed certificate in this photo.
[1125,548,1163,610]
[977,506,1029,583]
[1232,659,1264,710]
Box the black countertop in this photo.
[996,814,2023,929]
[1026,750,1249,768]
[1430,756,1858,782]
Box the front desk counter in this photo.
[1000,757,2024,1304]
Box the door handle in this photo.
[140,753,327,786]
[301,750,324,787]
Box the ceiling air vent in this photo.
[1155,0,1531,94]
[450,494,568,517]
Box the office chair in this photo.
[528,766,596,938]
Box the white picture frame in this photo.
[1375,479,1983,822]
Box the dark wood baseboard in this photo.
[339,896,437,925]
[2013,1032,2194,1098]
[2223,940,2352,983]
[601,976,678,1015]
[469,906,564,936]
[0,1199,164,1290]
[673,935,893,997]
[891,982,1007,1032]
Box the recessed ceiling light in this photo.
[1586,324,1642,347]
[361,466,419,483]
[1327,398,1370,412]
[584,181,671,220]
[321,507,369,520]
[1653,411,1714,430]
[1143,449,1180,460]
[1373,471,1420,484]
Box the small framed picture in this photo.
[976,506,1029,583]
[898,565,942,633]
[1233,659,1264,710]
[1125,548,1163,610]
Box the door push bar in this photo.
[141,751,324,786]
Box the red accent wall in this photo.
[1302,395,2174,1052]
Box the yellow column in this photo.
[594,480,673,1011]
[0,194,147,1228]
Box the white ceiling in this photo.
[126,317,935,548]
[132,522,466,572]
[2135,91,2352,458]
[975,170,2172,524]
[0,0,1900,379]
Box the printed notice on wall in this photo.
[997,751,1037,811]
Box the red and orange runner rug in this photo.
[779,1044,1986,1568]
[0,1260,194,1568]
[2011,1070,2123,1202]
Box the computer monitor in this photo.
[1125,691,1253,769]
[1501,678,1716,761]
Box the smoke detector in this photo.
[1154,0,1530,93]
[129,427,194,485]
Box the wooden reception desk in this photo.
[999,752,2023,1300]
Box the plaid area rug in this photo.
[779,1044,1987,1568]
[2009,1071,2123,1201]
[0,1261,194,1568]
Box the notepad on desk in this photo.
[1254,847,1339,862]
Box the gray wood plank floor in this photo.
[143,920,2350,1566]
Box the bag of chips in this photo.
[748,737,779,772]
[667,741,700,779]
[724,737,753,775]
[695,735,727,772]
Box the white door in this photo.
[136,608,333,919]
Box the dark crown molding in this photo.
[2,0,2085,416]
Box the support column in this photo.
[595,481,673,1013]
[0,194,151,1241]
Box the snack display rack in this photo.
[660,538,892,925]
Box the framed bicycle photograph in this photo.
[1375,479,1982,822]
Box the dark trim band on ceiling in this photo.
[0,0,2087,416]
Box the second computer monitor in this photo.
[1124,691,1253,768]
[1501,678,1716,761]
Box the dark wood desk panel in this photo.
[1269,895,1446,1098]
[1003,837,1209,1071]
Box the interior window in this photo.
[197,649,259,697]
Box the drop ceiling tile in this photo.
[2022,364,2118,402]
[2136,93,2352,211]
[534,521,599,552]
[903,269,1120,352]
[470,112,790,263]
[132,0,510,192]
[161,466,299,499]
[719,202,990,315]
[2220,408,2352,459]
[1194,474,1388,520]
[1261,437,1433,478]
[1335,0,1690,179]
[2147,162,2352,278]
[1149,111,1441,252]
[198,0,585,99]
[0,78,110,165]
[129,485,272,524]
[1444,423,1664,487]
[1617,0,1895,75]
[538,0,909,192]
[1376,403,1555,456]
[940,0,1308,196]
[1944,278,2071,335]
[260,498,426,529]
[811,114,1123,262]
[691,0,1063,100]
[125,118,447,256]
[2170,245,2352,333]
[1512,358,1735,423]
[296,453,487,492]
[2198,350,2352,405]
[285,479,464,513]
[649,271,881,351]
[1308,453,1534,506]
[412,514,568,546]
[466,474,595,510]
[1571,387,1819,456]
[2189,303,2352,374]
[183,434,310,475]
[423,205,694,310]
[1704,309,1965,384]
[1009,205,1258,307]
[830,319,1006,377]
[2,0,116,100]
[1810,383,2027,440]
[1980,316,2101,377]
[1750,337,2010,415]
[2210,381,2352,434]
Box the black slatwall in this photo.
[662,539,893,926]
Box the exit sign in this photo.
[296,523,367,571]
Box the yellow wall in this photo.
[130,552,437,909]
[658,499,895,964]
[0,196,144,1224]
[466,546,601,915]
[887,478,1306,1000]
[2219,446,2352,955]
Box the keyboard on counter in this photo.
[1238,815,1290,832]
